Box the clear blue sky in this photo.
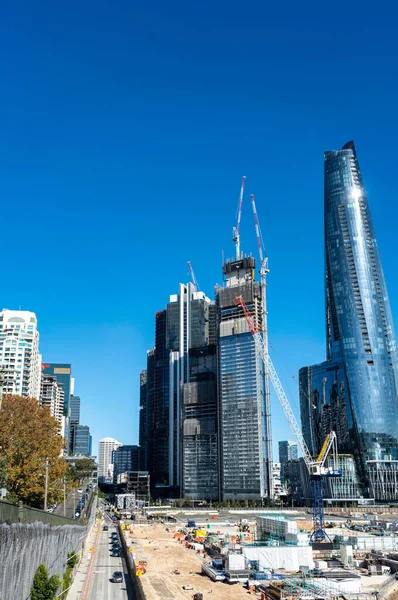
[1,1,398,458]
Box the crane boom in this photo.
[232,176,246,260]
[233,295,332,475]
[316,431,337,469]
[250,194,266,268]
[187,261,199,292]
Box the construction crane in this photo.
[233,294,342,542]
[249,194,273,501]
[232,176,246,261]
[187,261,199,292]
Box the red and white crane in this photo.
[232,176,246,261]
[233,294,341,541]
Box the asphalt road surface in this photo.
[86,518,135,600]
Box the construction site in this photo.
[118,511,398,600]
[126,174,398,600]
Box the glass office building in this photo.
[217,257,270,501]
[42,363,72,414]
[73,425,91,456]
[300,141,398,499]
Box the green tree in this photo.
[31,564,60,600]
[0,395,67,507]
[66,458,94,484]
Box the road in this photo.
[86,516,135,600]
[54,483,92,519]
[54,489,81,519]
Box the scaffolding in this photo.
[367,460,398,501]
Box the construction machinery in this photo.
[234,294,342,542]
[187,261,199,292]
[232,176,246,260]
[250,193,273,500]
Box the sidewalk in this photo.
[67,519,101,600]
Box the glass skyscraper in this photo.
[217,256,271,501]
[42,363,72,414]
[300,141,398,499]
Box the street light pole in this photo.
[63,477,66,517]
[44,457,49,511]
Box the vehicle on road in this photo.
[77,488,83,494]
[111,550,121,557]
[182,584,193,590]
[103,525,108,531]
[112,571,123,583]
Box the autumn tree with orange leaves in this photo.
[0,394,67,508]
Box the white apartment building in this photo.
[0,309,42,399]
[98,437,122,483]
[40,374,65,434]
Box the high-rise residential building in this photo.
[40,374,65,436]
[299,141,398,501]
[73,425,91,456]
[278,441,298,484]
[98,437,122,483]
[216,256,271,501]
[112,445,140,484]
[0,309,42,399]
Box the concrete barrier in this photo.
[118,524,147,600]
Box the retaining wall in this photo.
[0,498,97,600]
[118,524,147,600]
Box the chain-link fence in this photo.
[0,496,97,600]
[0,499,80,527]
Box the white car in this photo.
[77,488,83,494]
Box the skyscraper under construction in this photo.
[217,256,272,500]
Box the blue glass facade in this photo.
[219,331,266,499]
[300,141,398,496]
[42,363,72,414]
[73,425,91,456]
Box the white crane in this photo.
[233,295,341,541]
[232,176,246,261]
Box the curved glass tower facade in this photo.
[300,141,398,498]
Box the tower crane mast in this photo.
[232,176,246,261]
[249,193,273,500]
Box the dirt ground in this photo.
[128,523,251,600]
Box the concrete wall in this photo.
[0,520,88,600]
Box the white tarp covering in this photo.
[309,577,361,594]
[242,546,314,571]
[228,553,246,570]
